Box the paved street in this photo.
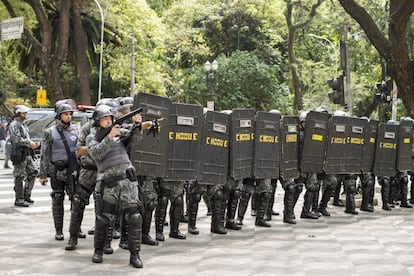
[1,159,414,275]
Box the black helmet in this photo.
[387,119,398,125]
[119,97,134,107]
[56,103,74,115]
[92,105,114,122]
[96,98,120,109]
[55,99,76,112]
[14,105,30,116]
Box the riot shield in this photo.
[253,111,281,179]
[344,117,368,173]
[300,111,330,173]
[324,116,349,174]
[197,110,230,186]
[280,116,299,179]
[397,120,413,172]
[130,92,172,177]
[229,109,256,180]
[164,103,203,181]
[373,123,398,177]
[361,120,379,173]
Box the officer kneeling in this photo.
[87,105,143,268]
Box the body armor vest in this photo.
[51,126,77,162]
[95,140,130,172]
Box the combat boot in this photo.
[24,188,34,204]
[251,193,258,216]
[225,192,241,230]
[14,199,30,207]
[301,192,318,219]
[188,198,200,235]
[119,221,129,249]
[155,196,168,241]
[255,193,271,227]
[52,193,65,240]
[92,215,108,264]
[283,190,296,224]
[236,191,250,226]
[211,193,227,234]
[65,236,78,251]
[169,199,187,239]
[128,213,143,268]
[103,224,113,254]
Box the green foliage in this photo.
[182,51,292,113]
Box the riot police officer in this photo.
[65,110,97,250]
[298,111,320,220]
[155,179,187,240]
[87,104,143,268]
[39,104,79,240]
[9,105,40,207]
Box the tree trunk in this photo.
[287,28,303,112]
[72,0,91,105]
[338,0,414,118]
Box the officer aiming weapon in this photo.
[96,107,142,142]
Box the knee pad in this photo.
[190,193,201,203]
[50,191,64,200]
[146,201,157,212]
[72,195,86,210]
[159,196,169,208]
[347,184,356,194]
[126,212,142,227]
[381,178,390,188]
[96,214,110,227]
[214,190,224,201]
[173,196,183,207]
[286,184,295,193]
[233,190,241,199]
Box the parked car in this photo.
[27,105,94,171]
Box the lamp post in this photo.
[93,0,104,102]
[204,60,218,111]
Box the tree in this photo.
[1,0,71,103]
[284,0,324,112]
[338,0,414,117]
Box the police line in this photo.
[129,93,413,183]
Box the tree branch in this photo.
[338,0,391,61]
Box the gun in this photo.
[96,107,142,142]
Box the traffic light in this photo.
[327,75,345,106]
[375,79,392,103]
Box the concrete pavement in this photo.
[1,161,414,275]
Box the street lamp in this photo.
[93,0,104,102]
[308,33,339,73]
[204,60,218,111]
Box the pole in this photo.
[130,36,135,97]
[391,80,397,121]
[343,24,352,115]
[93,0,104,102]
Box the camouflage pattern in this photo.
[87,128,141,211]
[241,178,271,195]
[140,176,157,205]
[158,179,184,201]
[255,179,272,194]
[9,119,38,181]
[75,121,97,204]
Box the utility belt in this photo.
[53,160,68,171]
[81,164,97,171]
[100,167,137,188]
